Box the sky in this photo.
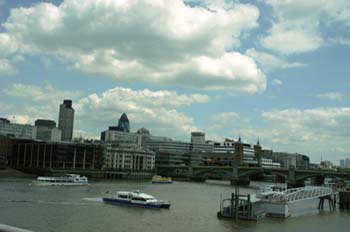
[0,0,349,164]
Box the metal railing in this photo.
[271,186,333,203]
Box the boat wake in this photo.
[82,197,103,203]
[4,199,95,206]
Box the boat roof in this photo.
[116,191,156,199]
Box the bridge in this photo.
[156,165,350,188]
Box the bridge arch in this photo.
[193,168,232,179]
[238,168,288,181]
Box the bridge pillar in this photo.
[311,176,325,186]
[187,165,193,179]
[287,165,305,188]
[287,181,305,189]
[230,176,250,186]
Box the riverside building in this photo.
[34,119,62,142]
[204,138,279,168]
[9,139,103,170]
[102,143,155,171]
[0,118,36,139]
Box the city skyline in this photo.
[0,0,350,163]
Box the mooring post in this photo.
[235,186,239,221]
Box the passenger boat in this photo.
[33,174,88,186]
[103,190,171,209]
[152,175,173,184]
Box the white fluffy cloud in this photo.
[0,59,15,75]
[5,114,30,124]
[3,82,83,102]
[329,37,350,46]
[2,82,83,124]
[262,107,350,139]
[316,92,346,101]
[261,27,323,55]
[1,0,266,93]
[3,82,210,139]
[75,87,210,138]
[0,33,18,74]
[202,107,350,162]
[259,107,350,161]
[245,48,305,71]
[212,111,240,122]
[273,79,283,86]
[261,0,350,54]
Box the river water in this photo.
[0,178,349,232]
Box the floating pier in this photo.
[217,186,265,221]
[218,185,340,221]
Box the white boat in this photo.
[103,190,171,209]
[33,174,88,186]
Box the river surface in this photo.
[0,178,349,232]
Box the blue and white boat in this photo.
[103,190,171,209]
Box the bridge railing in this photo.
[271,186,333,203]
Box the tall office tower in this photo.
[58,100,75,141]
[117,113,130,132]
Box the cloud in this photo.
[245,48,306,71]
[261,26,323,55]
[5,114,30,124]
[3,82,84,124]
[211,111,240,122]
[261,0,350,54]
[3,82,83,102]
[273,79,283,86]
[75,87,210,138]
[262,107,350,137]
[328,37,350,46]
[202,107,350,162]
[0,59,15,75]
[3,82,210,140]
[0,0,265,94]
[316,92,346,101]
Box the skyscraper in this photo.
[117,113,130,132]
[58,100,74,141]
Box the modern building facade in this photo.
[105,113,131,133]
[9,139,103,170]
[340,158,350,169]
[0,118,36,139]
[206,138,257,166]
[101,130,142,146]
[117,113,130,132]
[191,132,205,144]
[34,119,62,142]
[262,151,310,169]
[346,158,350,168]
[103,143,155,171]
[58,100,74,141]
[0,136,13,166]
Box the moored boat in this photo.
[33,174,88,186]
[152,175,173,184]
[103,190,171,209]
